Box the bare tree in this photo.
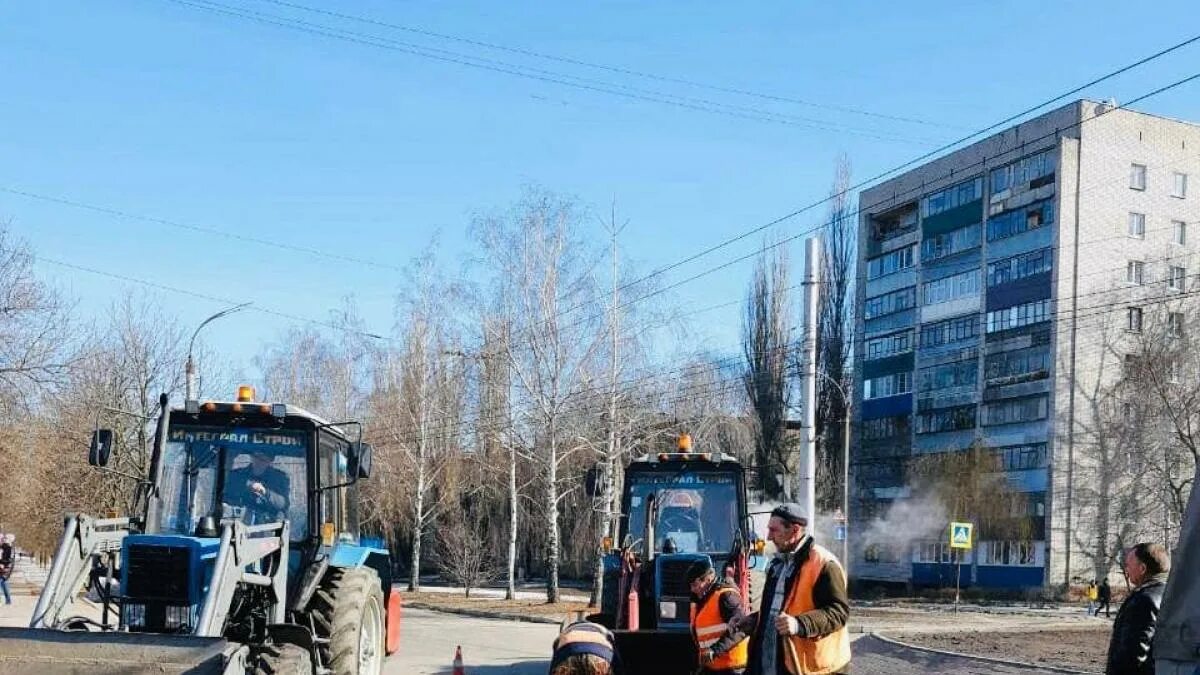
[0,226,73,408]
[815,158,856,510]
[475,189,604,603]
[434,507,500,598]
[744,243,793,499]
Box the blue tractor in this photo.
[589,435,761,675]
[0,388,400,674]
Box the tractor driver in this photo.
[225,449,290,525]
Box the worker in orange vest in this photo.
[688,558,750,674]
[548,620,615,675]
[743,503,851,675]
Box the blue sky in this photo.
[2,1,1199,388]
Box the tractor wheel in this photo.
[309,566,386,675]
[253,643,313,675]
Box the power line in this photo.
[163,0,942,145]
[0,187,407,273]
[602,34,1200,294]
[37,256,393,342]
[251,0,962,130]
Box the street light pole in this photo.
[816,371,852,576]
[185,303,251,400]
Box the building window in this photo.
[1131,163,1147,190]
[991,150,1055,195]
[995,443,1048,471]
[1128,307,1143,332]
[1169,312,1184,338]
[922,270,981,306]
[866,246,915,280]
[981,395,1049,426]
[919,314,979,348]
[1169,266,1186,291]
[915,542,972,564]
[985,346,1051,384]
[1127,261,1145,285]
[986,199,1054,242]
[864,372,912,400]
[865,286,917,320]
[987,248,1053,287]
[1129,212,1146,239]
[986,299,1051,333]
[1174,220,1187,245]
[865,330,913,360]
[918,358,978,393]
[860,415,910,441]
[981,541,1038,566]
[1173,172,1188,198]
[915,404,977,434]
[921,177,984,218]
[921,223,981,262]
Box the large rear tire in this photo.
[309,566,385,675]
[254,643,312,675]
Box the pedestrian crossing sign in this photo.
[949,522,973,550]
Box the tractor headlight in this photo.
[659,601,677,619]
[164,604,192,632]
[123,603,146,628]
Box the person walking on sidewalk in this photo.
[1087,580,1100,616]
[0,533,14,605]
[1097,578,1112,619]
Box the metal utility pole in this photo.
[800,237,820,528]
[817,370,851,575]
[185,303,251,400]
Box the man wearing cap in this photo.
[549,620,614,675]
[743,503,850,675]
[689,558,750,674]
[225,449,290,524]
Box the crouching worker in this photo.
[550,620,615,675]
[689,558,750,674]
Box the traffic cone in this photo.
[453,645,465,675]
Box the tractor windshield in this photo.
[624,470,741,554]
[156,425,309,539]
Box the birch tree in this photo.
[475,190,604,603]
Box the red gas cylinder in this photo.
[386,588,402,654]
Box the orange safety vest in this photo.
[779,544,851,675]
[690,585,749,671]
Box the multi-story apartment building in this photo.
[851,100,1200,591]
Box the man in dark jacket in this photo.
[225,450,290,524]
[742,503,850,675]
[688,558,749,674]
[1098,578,1112,619]
[1106,542,1171,675]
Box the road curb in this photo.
[871,632,1101,674]
[403,601,566,625]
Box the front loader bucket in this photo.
[0,627,247,675]
[613,629,697,675]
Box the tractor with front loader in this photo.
[0,387,400,674]
[588,434,761,675]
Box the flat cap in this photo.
[685,558,713,584]
[770,503,809,526]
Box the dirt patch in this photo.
[890,627,1110,672]
[401,591,592,622]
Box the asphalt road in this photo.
[387,607,559,674]
[3,598,1089,674]
[388,608,1090,675]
